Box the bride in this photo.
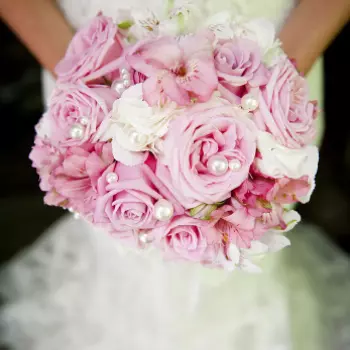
[1,1,349,349]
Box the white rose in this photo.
[256,131,319,181]
[96,84,175,166]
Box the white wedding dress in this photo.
[1,1,349,350]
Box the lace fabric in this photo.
[1,215,349,350]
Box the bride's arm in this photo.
[279,0,349,74]
[0,0,74,75]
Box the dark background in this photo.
[0,21,349,266]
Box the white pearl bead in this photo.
[241,94,259,111]
[68,207,74,213]
[129,130,148,146]
[106,172,118,184]
[122,70,130,80]
[207,155,229,176]
[112,81,125,95]
[154,199,174,221]
[120,68,129,77]
[229,159,242,171]
[73,212,80,220]
[139,232,152,244]
[79,116,89,126]
[69,124,84,139]
[123,79,131,88]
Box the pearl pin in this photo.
[106,172,118,184]
[154,199,174,221]
[69,124,84,139]
[120,68,129,77]
[229,159,242,171]
[112,81,126,95]
[207,155,229,176]
[79,116,89,126]
[241,94,259,111]
[123,79,131,88]
[139,231,153,245]
[129,130,148,146]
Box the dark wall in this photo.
[0,21,349,265]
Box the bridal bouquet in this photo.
[30,4,319,272]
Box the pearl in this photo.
[68,207,74,213]
[79,116,89,126]
[120,68,129,77]
[112,81,126,95]
[129,130,148,146]
[106,172,118,184]
[154,199,174,221]
[122,73,130,80]
[69,124,84,139]
[73,212,80,220]
[207,155,229,176]
[139,231,153,244]
[123,78,131,88]
[241,94,259,111]
[229,159,242,171]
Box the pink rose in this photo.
[152,216,208,262]
[254,58,317,148]
[30,137,64,191]
[55,15,124,82]
[94,156,182,231]
[214,38,270,102]
[48,84,117,148]
[44,142,114,216]
[127,32,218,106]
[157,105,257,208]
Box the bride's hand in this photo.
[279,0,349,75]
[0,0,74,76]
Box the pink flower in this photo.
[48,84,117,148]
[94,156,182,231]
[234,175,275,217]
[152,216,208,262]
[55,15,124,82]
[29,137,64,192]
[127,32,218,105]
[270,176,312,204]
[214,38,270,102]
[254,58,317,148]
[210,205,257,249]
[157,104,257,208]
[44,142,114,216]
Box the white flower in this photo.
[167,1,205,34]
[205,11,234,41]
[231,18,285,65]
[96,84,176,166]
[240,241,269,273]
[219,243,240,272]
[232,18,275,51]
[256,131,319,181]
[118,2,206,40]
[260,232,291,253]
[223,241,268,273]
[129,9,161,39]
